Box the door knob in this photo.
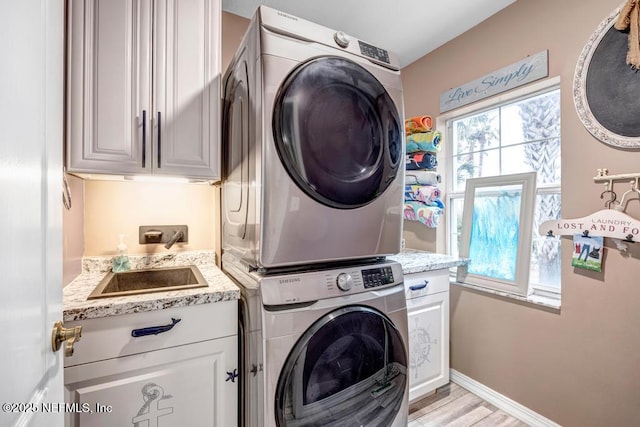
[51,321,82,357]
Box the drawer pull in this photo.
[409,280,429,291]
[131,318,181,337]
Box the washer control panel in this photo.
[362,266,395,289]
[259,261,403,305]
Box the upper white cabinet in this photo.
[66,0,221,180]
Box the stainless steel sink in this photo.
[87,265,207,299]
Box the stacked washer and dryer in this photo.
[221,6,408,427]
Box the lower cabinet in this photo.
[404,269,450,403]
[64,302,237,426]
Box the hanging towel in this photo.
[406,152,437,170]
[405,115,433,134]
[405,171,441,186]
[406,130,442,154]
[403,202,442,228]
[615,0,640,69]
[404,185,442,207]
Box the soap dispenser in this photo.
[112,234,131,272]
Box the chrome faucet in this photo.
[164,230,184,249]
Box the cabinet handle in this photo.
[226,369,239,383]
[141,110,147,168]
[157,111,162,168]
[409,280,429,291]
[131,318,181,337]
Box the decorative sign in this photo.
[132,383,173,427]
[573,4,640,150]
[440,50,549,113]
[571,234,604,272]
[539,209,640,242]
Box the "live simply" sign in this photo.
[440,50,549,113]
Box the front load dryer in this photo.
[222,6,405,270]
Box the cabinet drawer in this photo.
[404,269,449,299]
[65,300,237,367]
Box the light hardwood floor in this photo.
[408,383,530,427]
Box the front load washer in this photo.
[223,253,409,427]
[222,6,405,270]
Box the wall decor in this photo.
[456,172,537,296]
[571,234,604,272]
[439,50,548,113]
[574,3,640,150]
[540,210,640,242]
[540,169,640,251]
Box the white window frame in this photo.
[456,172,537,296]
[437,76,562,303]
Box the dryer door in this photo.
[274,306,407,426]
[222,56,250,240]
[273,56,402,209]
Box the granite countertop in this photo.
[388,249,469,274]
[63,250,240,322]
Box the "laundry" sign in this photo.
[539,209,640,242]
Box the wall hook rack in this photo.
[541,169,640,248]
[593,169,640,184]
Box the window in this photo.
[446,84,561,299]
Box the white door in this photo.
[0,1,65,426]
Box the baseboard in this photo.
[450,369,561,427]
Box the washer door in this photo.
[275,306,407,426]
[273,56,402,209]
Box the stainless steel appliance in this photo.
[223,254,409,427]
[222,6,405,270]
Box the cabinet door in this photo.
[407,291,450,402]
[64,336,237,427]
[153,0,220,179]
[66,0,152,174]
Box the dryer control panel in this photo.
[358,41,390,64]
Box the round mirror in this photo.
[574,3,640,150]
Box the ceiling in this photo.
[221,0,517,67]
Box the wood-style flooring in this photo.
[408,383,530,427]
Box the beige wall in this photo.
[401,0,640,425]
[222,11,250,74]
[63,174,84,284]
[83,180,216,256]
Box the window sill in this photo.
[450,279,561,310]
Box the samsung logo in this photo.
[279,278,300,284]
[277,11,298,21]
